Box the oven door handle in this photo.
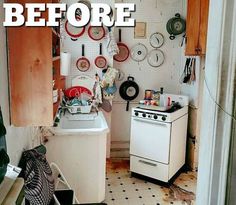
[138,160,157,167]
[132,117,168,126]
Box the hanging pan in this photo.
[166,13,186,40]
[88,26,106,41]
[114,29,130,62]
[119,76,139,111]
[95,43,107,69]
[65,16,85,39]
[76,44,90,72]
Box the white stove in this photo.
[130,94,189,183]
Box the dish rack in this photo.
[66,104,92,114]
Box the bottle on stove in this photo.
[160,87,166,107]
[160,88,171,107]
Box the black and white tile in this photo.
[104,160,196,205]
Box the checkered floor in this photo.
[104,159,196,205]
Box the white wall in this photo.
[0,2,39,165]
[61,0,114,157]
[111,0,186,144]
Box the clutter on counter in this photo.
[139,87,174,111]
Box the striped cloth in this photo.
[22,149,55,205]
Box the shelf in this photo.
[53,56,60,61]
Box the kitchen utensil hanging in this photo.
[130,43,148,62]
[65,17,85,39]
[149,32,164,48]
[119,76,139,111]
[100,99,112,112]
[88,26,106,41]
[116,69,125,81]
[180,58,196,84]
[95,43,107,69]
[76,44,90,72]
[166,13,186,40]
[114,29,130,62]
[147,49,165,67]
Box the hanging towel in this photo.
[106,29,119,57]
[100,67,119,88]
[93,77,103,104]
[20,146,55,205]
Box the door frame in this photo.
[196,0,236,204]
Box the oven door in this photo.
[130,117,171,164]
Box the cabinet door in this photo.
[7,0,53,126]
[199,0,210,55]
[185,0,201,55]
[185,0,209,56]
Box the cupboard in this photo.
[185,0,210,56]
[7,0,64,126]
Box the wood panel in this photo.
[199,0,210,55]
[7,0,53,126]
[185,0,201,56]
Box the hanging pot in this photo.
[166,13,186,40]
[114,29,130,62]
[76,44,90,72]
[95,43,107,69]
[88,26,106,41]
[65,16,85,39]
[119,76,139,111]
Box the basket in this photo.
[66,105,92,114]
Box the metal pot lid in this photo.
[170,18,186,35]
[166,13,186,36]
[149,32,164,48]
[147,49,165,67]
[130,43,148,62]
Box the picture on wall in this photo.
[134,22,147,39]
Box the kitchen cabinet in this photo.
[7,0,64,126]
[185,0,210,56]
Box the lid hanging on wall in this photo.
[147,49,165,67]
[130,43,148,62]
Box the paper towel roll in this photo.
[60,52,71,76]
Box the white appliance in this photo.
[130,94,189,183]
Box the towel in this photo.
[100,67,119,88]
[106,29,119,57]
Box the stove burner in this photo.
[137,102,182,113]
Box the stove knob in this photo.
[148,115,151,118]
[142,113,146,118]
[162,116,166,121]
[135,112,139,116]
[153,115,158,120]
